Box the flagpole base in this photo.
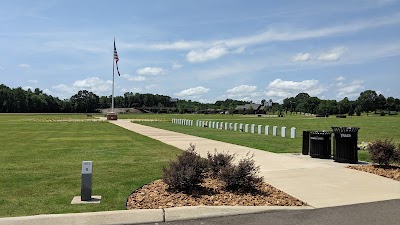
[106,112,118,120]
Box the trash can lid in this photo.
[331,127,360,133]
[310,131,332,135]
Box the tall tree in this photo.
[357,90,378,116]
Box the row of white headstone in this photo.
[172,119,296,138]
[171,118,194,126]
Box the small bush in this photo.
[207,150,235,178]
[368,139,396,165]
[220,154,263,193]
[162,144,207,193]
[393,145,400,164]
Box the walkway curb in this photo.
[0,206,313,225]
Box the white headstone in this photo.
[212,121,215,128]
[239,123,243,131]
[273,126,278,136]
[258,125,262,134]
[291,127,296,138]
[229,123,233,130]
[281,126,286,137]
[251,124,255,133]
[245,124,249,132]
[265,125,270,135]
[234,123,238,131]
[225,122,228,130]
[216,122,219,129]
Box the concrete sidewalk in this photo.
[110,119,400,208]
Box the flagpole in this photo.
[112,42,115,113]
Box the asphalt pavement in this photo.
[148,199,400,225]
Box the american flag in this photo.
[114,39,120,76]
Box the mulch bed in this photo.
[347,164,400,181]
[126,177,305,209]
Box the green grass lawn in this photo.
[122,113,400,162]
[0,114,181,217]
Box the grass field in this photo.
[119,113,400,162]
[0,114,181,217]
[1,113,398,217]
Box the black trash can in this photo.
[331,127,360,163]
[302,131,310,155]
[309,131,332,159]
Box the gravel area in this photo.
[347,165,400,181]
[126,177,305,209]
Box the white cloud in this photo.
[175,86,210,97]
[172,63,183,70]
[317,47,346,61]
[145,84,158,90]
[50,77,113,99]
[265,79,326,100]
[18,64,30,68]
[227,85,257,94]
[73,77,112,93]
[221,85,262,101]
[152,40,205,50]
[136,67,166,75]
[51,84,76,99]
[122,74,146,81]
[291,53,311,62]
[121,87,142,93]
[28,80,38,83]
[22,86,34,91]
[129,13,400,51]
[336,76,345,81]
[233,46,246,54]
[336,80,364,99]
[186,45,229,63]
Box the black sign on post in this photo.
[81,161,93,201]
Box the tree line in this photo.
[1,84,399,114]
[280,90,400,116]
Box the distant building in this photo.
[235,103,262,114]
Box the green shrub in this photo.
[220,154,263,193]
[207,150,235,178]
[162,144,207,193]
[368,139,396,165]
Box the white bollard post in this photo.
[251,124,255,133]
[245,124,249,132]
[225,122,228,130]
[265,125,269,135]
[291,127,296,138]
[216,122,219,129]
[196,120,199,127]
[234,123,238,131]
[229,123,233,130]
[281,126,286,137]
[258,125,262,134]
[211,121,215,128]
[273,126,278,136]
[239,123,243,132]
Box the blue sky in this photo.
[1,0,399,103]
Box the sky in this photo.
[1,0,399,103]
